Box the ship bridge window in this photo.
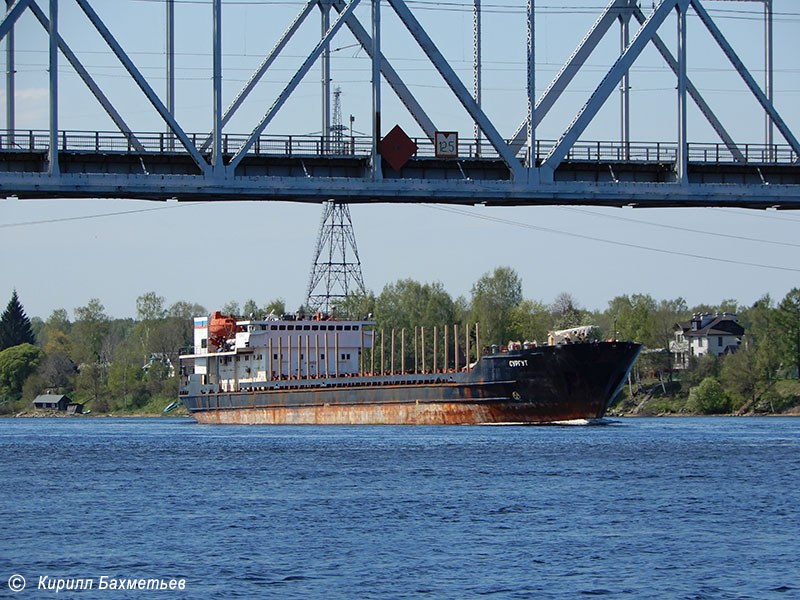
[311,325,318,331]
[353,326,359,331]
[341,353,350,360]
[271,325,278,330]
[336,325,343,331]
[303,325,311,330]
[287,325,295,331]
[344,325,351,331]
[279,325,286,331]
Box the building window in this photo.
[718,337,723,347]
[341,353,350,360]
[201,338,208,348]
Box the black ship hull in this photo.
[180,341,641,425]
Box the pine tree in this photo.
[0,290,36,351]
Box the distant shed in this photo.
[33,394,71,411]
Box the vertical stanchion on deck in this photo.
[444,326,449,372]
[414,326,418,374]
[390,328,395,375]
[335,332,339,377]
[380,329,385,374]
[48,0,59,175]
[278,336,283,379]
[433,326,438,372]
[316,334,320,377]
[268,337,273,380]
[360,328,364,375]
[401,328,405,373]
[465,323,470,371]
[475,323,480,364]
[454,324,459,372]
[325,332,330,377]
[370,328,375,375]
[305,334,310,378]
[421,326,426,372]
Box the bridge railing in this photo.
[1,129,796,165]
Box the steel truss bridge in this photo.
[1,0,798,208]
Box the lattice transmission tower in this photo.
[305,200,366,314]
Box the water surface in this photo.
[1,417,798,598]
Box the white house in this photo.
[671,312,744,368]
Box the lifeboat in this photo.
[208,311,237,349]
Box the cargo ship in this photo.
[178,312,641,425]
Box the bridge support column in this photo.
[212,0,223,171]
[166,0,174,150]
[5,0,14,149]
[48,0,59,176]
[371,0,382,179]
[619,6,631,160]
[321,0,331,153]
[677,2,687,185]
[525,0,534,169]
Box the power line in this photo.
[0,201,200,229]
[427,204,800,274]
[558,206,800,249]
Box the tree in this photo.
[776,288,800,377]
[0,290,35,351]
[550,291,584,330]
[470,267,523,345]
[688,376,730,414]
[0,343,44,398]
[506,299,551,344]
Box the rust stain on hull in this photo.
[191,401,601,425]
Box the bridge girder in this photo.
[0,0,798,207]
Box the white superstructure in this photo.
[180,313,376,393]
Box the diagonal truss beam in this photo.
[74,0,208,173]
[387,0,523,179]
[27,0,145,152]
[199,0,318,153]
[332,0,437,141]
[227,0,361,172]
[690,0,800,159]
[0,0,30,42]
[510,0,630,153]
[631,4,743,162]
[541,0,689,179]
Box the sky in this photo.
[1,0,799,320]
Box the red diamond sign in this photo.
[379,125,418,172]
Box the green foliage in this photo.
[688,376,730,414]
[506,299,550,344]
[0,291,36,351]
[470,267,522,345]
[549,292,586,330]
[776,288,800,377]
[0,343,44,398]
